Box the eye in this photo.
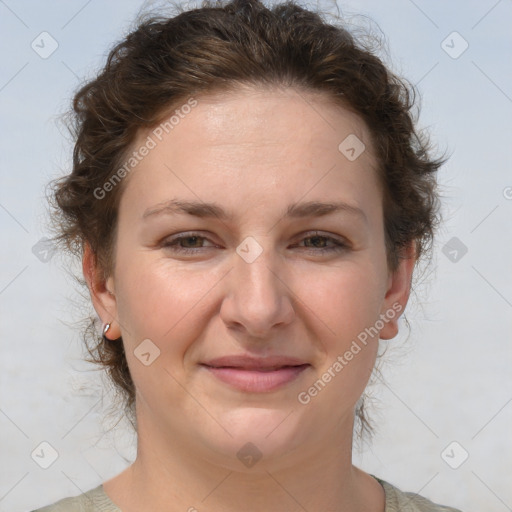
[161,233,215,255]
[160,231,348,256]
[295,232,348,254]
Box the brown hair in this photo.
[46,0,445,440]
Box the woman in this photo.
[33,0,461,510]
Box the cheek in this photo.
[113,258,219,403]
[303,261,385,342]
[113,252,220,351]
[296,265,384,409]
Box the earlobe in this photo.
[82,242,121,339]
[379,242,416,340]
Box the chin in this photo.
[198,406,308,471]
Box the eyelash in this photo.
[161,232,348,255]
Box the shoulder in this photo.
[30,484,120,512]
[374,476,464,512]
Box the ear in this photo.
[82,241,121,340]
[378,241,416,340]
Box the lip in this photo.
[203,355,309,370]
[200,355,311,393]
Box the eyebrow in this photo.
[142,199,367,223]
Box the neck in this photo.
[103,410,384,512]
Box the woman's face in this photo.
[89,85,413,469]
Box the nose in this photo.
[219,239,295,340]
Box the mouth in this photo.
[200,356,311,392]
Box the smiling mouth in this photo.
[204,364,308,371]
[200,363,310,392]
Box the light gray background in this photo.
[1,1,511,511]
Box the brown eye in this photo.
[161,233,215,254]
[297,232,348,254]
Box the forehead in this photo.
[162,84,371,151]
[117,85,380,222]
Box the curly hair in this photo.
[46,0,445,441]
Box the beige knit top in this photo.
[31,475,463,512]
